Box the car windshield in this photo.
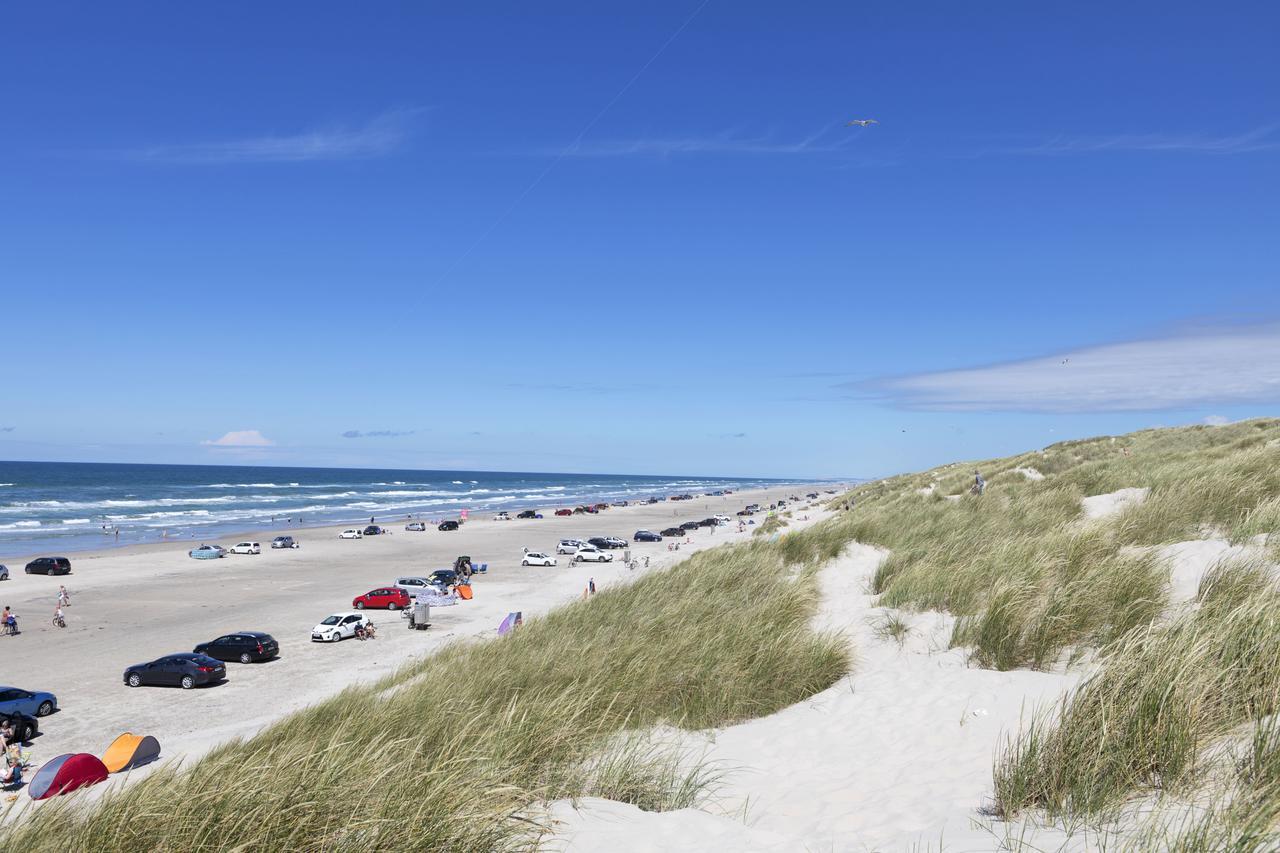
[320,616,340,625]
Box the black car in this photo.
[363,525,384,536]
[660,527,685,537]
[193,631,279,664]
[124,654,227,689]
[633,530,663,542]
[516,510,541,519]
[679,521,701,531]
[0,711,38,745]
[430,569,459,587]
[587,537,622,549]
[438,520,460,531]
[697,518,718,527]
[25,557,71,576]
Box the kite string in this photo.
[419,0,713,291]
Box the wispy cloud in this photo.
[0,426,13,433]
[552,126,857,159]
[999,124,1278,156]
[202,429,275,447]
[123,109,419,164]
[341,429,416,439]
[858,323,1280,413]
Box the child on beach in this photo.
[53,606,65,628]
[57,586,70,607]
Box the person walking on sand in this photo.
[57,586,69,608]
[588,577,596,595]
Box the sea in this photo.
[0,460,795,558]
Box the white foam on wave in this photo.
[0,521,41,530]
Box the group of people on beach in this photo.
[2,586,71,636]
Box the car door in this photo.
[0,688,20,715]
[341,615,361,637]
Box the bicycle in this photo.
[52,613,66,629]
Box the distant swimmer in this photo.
[845,119,879,127]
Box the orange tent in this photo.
[101,733,162,773]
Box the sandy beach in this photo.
[0,485,815,776]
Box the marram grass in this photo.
[1,538,848,852]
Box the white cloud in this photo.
[864,324,1280,412]
[202,430,275,447]
[1204,415,1232,426]
[125,109,418,164]
[556,126,856,158]
[1001,124,1277,156]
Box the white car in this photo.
[229,541,261,555]
[493,511,511,521]
[713,515,732,525]
[311,611,372,642]
[522,552,556,567]
[339,529,363,539]
[556,538,585,555]
[573,545,614,563]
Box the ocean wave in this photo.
[62,518,92,525]
[0,521,41,529]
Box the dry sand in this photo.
[0,485,809,776]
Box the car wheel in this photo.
[19,723,34,743]
[127,673,142,688]
[181,675,196,689]
[354,601,365,609]
[36,700,54,717]
[239,652,253,664]
[522,560,529,566]
[387,602,399,611]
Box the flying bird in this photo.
[846,119,878,127]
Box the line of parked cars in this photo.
[123,631,280,689]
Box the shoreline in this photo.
[0,481,836,565]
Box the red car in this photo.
[353,587,411,610]
[555,508,573,516]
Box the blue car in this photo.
[0,686,58,717]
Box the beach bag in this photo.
[456,584,473,600]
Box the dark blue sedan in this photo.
[123,654,226,689]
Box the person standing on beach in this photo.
[588,578,596,595]
[57,586,69,608]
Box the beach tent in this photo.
[498,611,522,636]
[102,733,161,773]
[27,753,109,800]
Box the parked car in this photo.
[188,545,226,560]
[124,654,226,689]
[736,510,754,517]
[573,545,614,563]
[633,530,663,542]
[193,632,279,664]
[310,612,372,642]
[714,515,732,525]
[522,552,556,567]
[394,576,434,595]
[405,521,426,531]
[339,529,363,539]
[660,527,685,537]
[229,541,261,555]
[555,509,573,516]
[493,511,511,521]
[556,539,585,554]
[363,525,384,536]
[588,537,627,549]
[517,510,542,519]
[0,686,58,717]
[0,565,8,581]
[697,518,717,528]
[271,536,298,549]
[438,520,460,531]
[0,711,38,744]
[679,521,701,531]
[24,556,71,575]
[429,569,459,587]
[353,587,411,610]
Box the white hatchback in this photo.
[521,552,556,567]
[311,611,371,642]
[229,541,261,555]
[339,529,363,539]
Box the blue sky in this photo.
[2,2,1278,479]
